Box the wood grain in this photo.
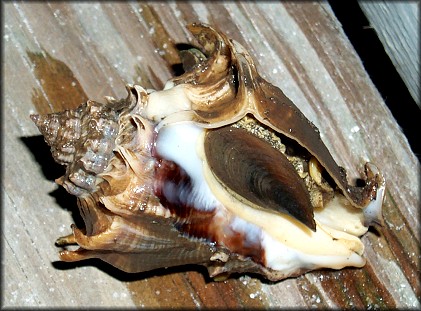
[3,1,420,308]
[359,1,420,106]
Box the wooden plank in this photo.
[3,1,419,308]
[358,0,420,107]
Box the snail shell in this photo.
[31,23,385,281]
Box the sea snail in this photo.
[31,23,385,281]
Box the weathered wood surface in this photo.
[358,0,420,107]
[3,1,420,309]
